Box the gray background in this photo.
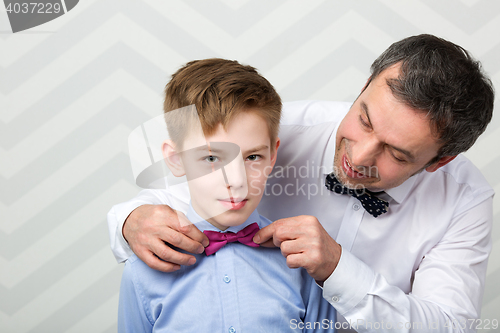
[1,0,499,332]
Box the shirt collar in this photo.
[186,203,263,233]
[383,173,418,204]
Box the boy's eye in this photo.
[246,155,262,161]
[204,155,219,163]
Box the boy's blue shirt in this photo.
[118,205,336,332]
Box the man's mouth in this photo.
[342,155,369,179]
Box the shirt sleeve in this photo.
[107,186,190,263]
[118,259,154,333]
[322,197,493,333]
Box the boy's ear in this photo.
[270,137,281,168]
[425,155,457,173]
[162,140,186,177]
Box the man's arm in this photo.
[255,197,493,332]
[107,188,208,271]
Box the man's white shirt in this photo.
[107,101,493,332]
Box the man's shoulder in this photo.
[438,154,492,192]
[282,100,351,127]
[419,154,494,212]
[276,101,347,161]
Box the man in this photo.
[108,35,494,332]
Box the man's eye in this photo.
[204,155,219,163]
[391,154,406,163]
[246,155,262,161]
[359,115,370,128]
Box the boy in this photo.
[117,59,336,332]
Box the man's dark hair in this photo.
[367,34,494,162]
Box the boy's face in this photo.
[164,110,279,230]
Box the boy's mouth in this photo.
[218,198,248,210]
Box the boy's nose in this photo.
[223,155,248,191]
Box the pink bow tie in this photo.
[203,223,260,255]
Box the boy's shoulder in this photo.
[123,254,169,281]
[123,253,205,287]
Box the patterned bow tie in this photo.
[325,173,389,218]
[203,222,260,255]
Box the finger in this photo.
[258,239,277,248]
[136,249,182,273]
[279,239,304,257]
[160,227,206,254]
[272,221,301,247]
[150,239,198,266]
[285,252,305,270]
[253,223,277,244]
[175,211,209,247]
[173,210,192,227]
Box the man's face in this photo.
[176,110,278,230]
[334,64,442,192]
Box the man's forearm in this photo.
[323,250,486,333]
[323,198,492,333]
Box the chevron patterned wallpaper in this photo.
[1,0,499,332]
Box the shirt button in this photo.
[228,326,236,333]
[331,295,340,302]
[223,275,231,283]
[353,203,360,211]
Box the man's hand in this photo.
[123,205,209,272]
[253,215,341,282]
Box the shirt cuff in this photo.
[322,249,375,315]
[107,201,146,263]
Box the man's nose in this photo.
[350,136,380,168]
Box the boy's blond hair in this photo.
[163,58,281,149]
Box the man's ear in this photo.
[425,155,457,173]
[162,140,186,177]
